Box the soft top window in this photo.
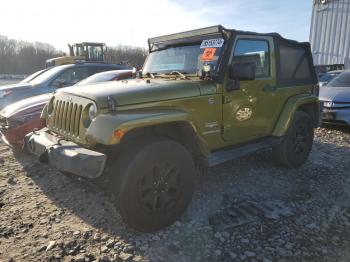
[276,39,316,87]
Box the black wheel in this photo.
[272,111,314,168]
[110,138,196,232]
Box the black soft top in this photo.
[148,25,317,87]
[148,25,310,50]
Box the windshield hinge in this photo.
[223,95,232,104]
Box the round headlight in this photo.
[88,104,97,121]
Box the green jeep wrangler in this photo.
[25,25,320,232]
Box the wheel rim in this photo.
[138,163,182,213]
[293,124,309,155]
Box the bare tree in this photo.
[106,45,148,69]
[0,35,148,74]
[0,35,62,74]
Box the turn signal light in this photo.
[113,129,125,140]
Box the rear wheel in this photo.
[272,111,314,168]
[109,138,196,232]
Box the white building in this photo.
[310,0,350,68]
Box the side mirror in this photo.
[230,62,256,81]
[227,62,256,91]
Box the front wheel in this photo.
[272,111,314,168]
[111,138,196,232]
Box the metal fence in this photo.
[310,0,350,68]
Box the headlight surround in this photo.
[83,103,97,128]
[47,97,55,115]
[88,104,97,121]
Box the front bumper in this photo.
[24,128,107,179]
[322,108,350,125]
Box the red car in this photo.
[0,70,132,148]
[0,94,50,148]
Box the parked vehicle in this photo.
[0,63,129,110]
[0,94,50,147]
[318,70,343,87]
[20,68,50,84]
[46,42,106,68]
[0,70,133,147]
[320,70,350,125]
[75,70,133,86]
[25,25,320,232]
[315,64,345,79]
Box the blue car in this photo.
[0,63,129,110]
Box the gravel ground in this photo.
[0,126,350,262]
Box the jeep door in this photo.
[222,35,281,143]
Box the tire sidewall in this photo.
[116,139,195,232]
[284,112,314,167]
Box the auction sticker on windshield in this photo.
[200,39,224,49]
[201,48,216,61]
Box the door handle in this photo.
[263,85,277,92]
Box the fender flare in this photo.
[272,94,320,137]
[85,109,196,145]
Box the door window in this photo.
[233,39,270,78]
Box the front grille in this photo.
[48,95,93,143]
[52,100,83,136]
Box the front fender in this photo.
[85,109,194,145]
[272,94,319,137]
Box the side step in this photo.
[208,137,282,167]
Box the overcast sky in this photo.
[0,0,313,50]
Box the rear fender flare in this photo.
[272,94,319,136]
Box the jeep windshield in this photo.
[143,39,225,76]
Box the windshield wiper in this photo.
[169,71,189,80]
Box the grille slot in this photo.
[51,99,84,138]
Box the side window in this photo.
[52,67,89,87]
[233,39,270,78]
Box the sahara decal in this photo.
[235,107,253,121]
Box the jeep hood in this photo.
[57,79,213,107]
